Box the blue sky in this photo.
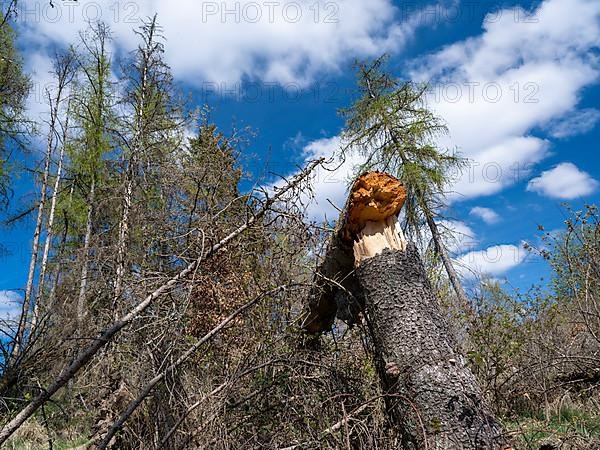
[1,0,599,315]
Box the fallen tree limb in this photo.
[0,158,324,446]
[97,285,296,449]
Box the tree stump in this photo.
[304,172,509,449]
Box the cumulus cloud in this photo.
[24,50,60,123]
[270,0,600,224]
[456,243,527,279]
[470,206,500,224]
[434,220,478,255]
[408,0,600,201]
[289,136,363,222]
[17,0,420,87]
[547,108,600,138]
[297,0,600,219]
[527,162,599,199]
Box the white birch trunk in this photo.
[11,86,63,359]
[31,108,70,333]
[76,178,96,324]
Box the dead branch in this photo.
[0,158,324,445]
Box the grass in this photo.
[4,419,90,450]
[504,406,600,449]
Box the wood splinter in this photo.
[303,171,509,449]
[302,172,407,333]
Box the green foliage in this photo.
[0,13,31,208]
[504,407,600,449]
[53,23,116,242]
[340,55,467,238]
[461,205,600,447]
[545,205,598,305]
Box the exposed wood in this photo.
[302,172,406,333]
[353,215,406,264]
[342,171,407,242]
[304,170,507,448]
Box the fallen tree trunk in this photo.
[304,172,509,449]
[357,244,504,449]
[0,158,324,446]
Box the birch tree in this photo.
[31,52,76,333]
[11,52,73,360]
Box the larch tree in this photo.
[304,172,508,449]
[0,7,30,208]
[302,57,508,448]
[68,23,115,325]
[340,56,470,311]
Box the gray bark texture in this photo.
[356,245,506,450]
[302,226,364,333]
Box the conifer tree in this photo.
[0,8,29,208]
[67,23,115,323]
[341,56,470,309]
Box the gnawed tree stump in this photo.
[303,172,509,449]
[302,172,407,332]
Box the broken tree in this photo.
[304,172,508,449]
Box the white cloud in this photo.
[470,206,499,224]
[0,290,23,325]
[457,243,527,279]
[17,0,420,87]
[24,51,56,124]
[527,162,599,199]
[289,135,363,222]
[547,108,600,138]
[435,220,478,255]
[408,0,600,201]
[275,0,600,222]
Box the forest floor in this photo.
[5,406,600,449]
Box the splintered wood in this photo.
[343,172,407,265]
[353,216,407,265]
[301,171,408,333]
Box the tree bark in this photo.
[113,173,132,306]
[302,216,358,333]
[304,171,508,449]
[356,244,504,449]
